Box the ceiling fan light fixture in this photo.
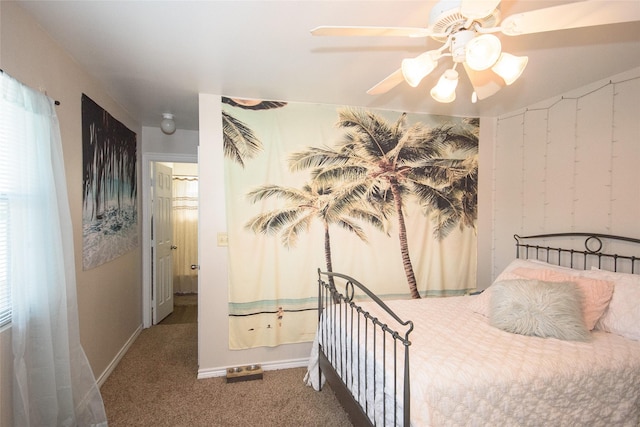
[459,0,501,20]
[312,0,637,105]
[450,30,475,63]
[492,53,528,85]
[465,34,502,70]
[430,69,459,103]
[401,51,439,87]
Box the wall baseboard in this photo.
[96,324,142,387]
[197,357,309,380]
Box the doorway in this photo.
[159,162,199,325]
[142,153,198,328]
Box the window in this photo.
[0,194,9,327]
[0,75,24,328]
[0,102,15,328]
[1,72,109,424]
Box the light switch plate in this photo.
[217,232,228,246]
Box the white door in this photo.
[153,162,174,324]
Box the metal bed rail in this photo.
[317,269,414,427]
[514,232,640,273]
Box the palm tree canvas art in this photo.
[223,100,478,349]
[81,94,138,270]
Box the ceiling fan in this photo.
[311,0,640,103]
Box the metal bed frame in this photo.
[316,270,413,426]
[514,232,640,273]
[315,232,640,426]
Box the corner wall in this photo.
[0,3,143,425]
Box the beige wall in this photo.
[0,2,143,425]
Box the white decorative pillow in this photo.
[506,267,613,330]
[489,279,591,342]
[587,268,640,341]
[470,259,614,331]
[467,259,552,316]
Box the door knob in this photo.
[170,245,178,250]
[190,264,199,270]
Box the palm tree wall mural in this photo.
[221,97,288,167]
[290,109,478,298]
[245,181,391,285]
[223,100,478,349]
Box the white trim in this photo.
[196,357,310,379]
[96,324,142,387]
[141,152,197,328]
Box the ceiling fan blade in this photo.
[310,26,431,38]
[463,64,504,100]
[501,1,640,36]
[460,0,501,20]
[367,69,405,95]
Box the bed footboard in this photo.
[316,269,414,427]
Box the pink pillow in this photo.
[509,267,614,330]
[469,259,615,331]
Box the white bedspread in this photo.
[306,295,640,426]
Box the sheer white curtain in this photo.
[1,72,107,426]
[172,177,198,294]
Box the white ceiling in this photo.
[17,0,640,131]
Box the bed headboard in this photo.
[514,233,640,274]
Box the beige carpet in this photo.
[100,322,353,426]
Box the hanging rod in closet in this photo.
[1,68,61,105]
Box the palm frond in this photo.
[347,207,389,235]
[389,122,439,163]
[311,164,369,186]
[336,108,400,158]
[280,212,315,248]
[335,218,368,243]
[246,185,310,204]
[412,183,458,216]
[431,210,461,240]
[288,147,352,172]
[428,123,479,152]
[245,208,303,234]
[222,111,263,167]
[409,158,476,186]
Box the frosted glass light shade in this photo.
[430,69,458,103]
[465,34,502,71]
[401,51,439,87]
[492,53,528,85]
[161,113,176,135]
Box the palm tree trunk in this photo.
[390,179,421,299]
[324,222,335,289]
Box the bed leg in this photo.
[318,345,323,391]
